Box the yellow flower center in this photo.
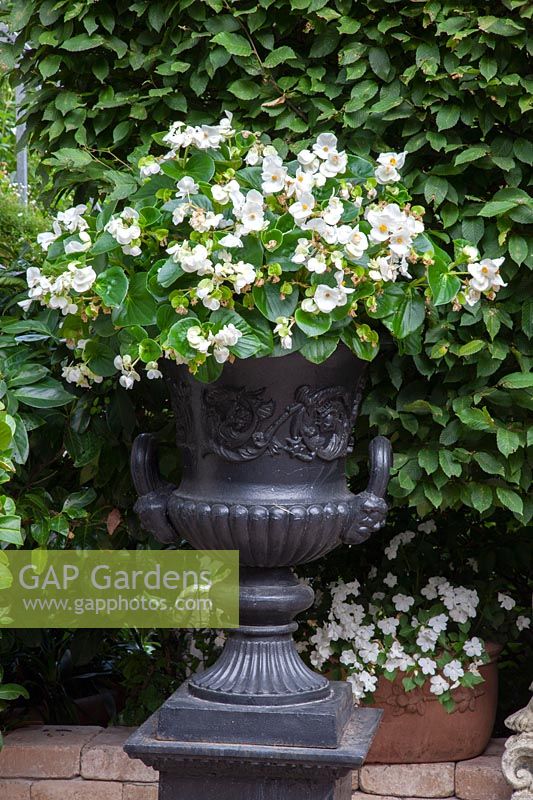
[390,157,397,165]
[379,224,387,233]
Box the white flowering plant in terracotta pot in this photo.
[304,519,530,712]
[18,114,506,387]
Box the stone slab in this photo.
[359,763,455,797]
[0,778,32,799]
[81,727,158,783]
[30,779,123,800]
[0,726,102,779]
[455,755,512,800]
[352,796,460,800]
[123,784,159,800]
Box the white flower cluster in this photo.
[366,203,424,283]
[105,207,142,257]
[62,361,103,389]
[186,323,243,364]
[37,204,91,254]
[162,112,234,151]
[462,248,507,307]
[374,151,407,185]
[305,521,531,706]
[19,263,96,315]
[165,240,256,311]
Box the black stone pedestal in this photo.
[124,703,382,800]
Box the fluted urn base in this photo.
[190,567,328,706]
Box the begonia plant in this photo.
[20,115,506,386]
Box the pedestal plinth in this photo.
[125,700,382,800]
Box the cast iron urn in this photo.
[126,344,391,798]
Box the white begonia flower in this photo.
[464,286,481,307]
[314,284,348,313]
[418,657,437,675]
[37,220,62,251]
[172,205,189,225]
[375,164,402,184]
[273,316,293,350]
[64,230,92,254]
[320,150,347,178]
[358,640,380,664]
[383,572,397,588]
[196,280,220,311]
[462,245,479,262]
[179,243,213,275]
[214,323,242,348]
[286,168,315,198]
[57,204,88,233]
[176,176,199,198]
[307,255,327,274]
[300,298,318,313]
[322,197,344,226]
[146,361,163,380]
[68,263,97,293]
[468,258,506,293]
[498,592,516,611]
[427,613,448,634]
[218,233,243,248]
[463,637,484,658]
[245,145,261,166]
[392,593,415,613]
[378,151,406,170]
[443,659,464,682]
[123,243,142,257]
[429,675,450,696]
[261,155,288,193]
[289,192,316,223]
[344,226,369,260]
[369,256,398,283]
[291,238,312,264]
[517,616,531,631]
[240,189,265,232]
[232,261,256,291]
[186,326,212,353]
[389,226,414,257]
[297,149,319,172]
[313,132,338,160]
[139,157,161,179]
[377,617,399,636]
[366,203,405,243]
[416,626,439,653]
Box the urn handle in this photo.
[342,435,392,545]
[131,433,177,544]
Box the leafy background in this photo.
[0,0,531,732]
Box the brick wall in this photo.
[0,726,511,800]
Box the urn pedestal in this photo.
[125,345,391,798]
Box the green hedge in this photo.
[1,0,532,522]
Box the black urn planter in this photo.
[126,344,391,799]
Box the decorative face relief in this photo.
[202,381,364,463]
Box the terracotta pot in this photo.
[366,642,502,763]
